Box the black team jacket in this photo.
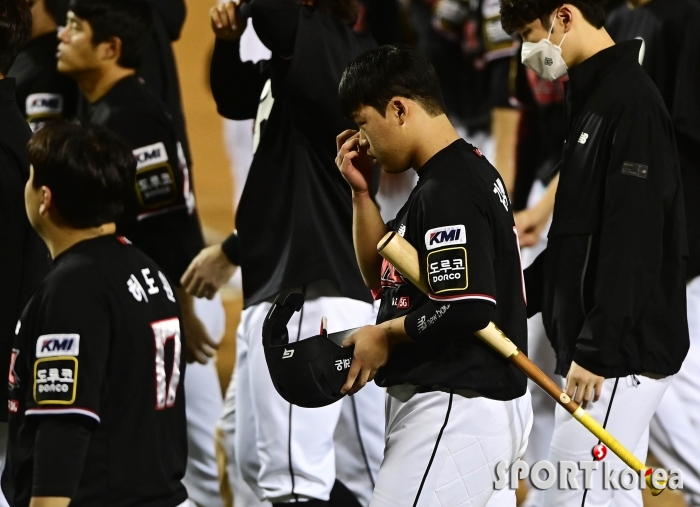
[525,40,689,378]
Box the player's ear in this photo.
[556,5,572,32]
[39,186,53,215]
[390,98,407,126]
[100,36,122,64]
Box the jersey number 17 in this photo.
[152,318,182,410]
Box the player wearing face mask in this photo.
[501,2,689,506]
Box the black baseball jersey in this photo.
[84,76,205,283]
[3,235,188,507]
[7,33,79,132]
[210,1,376,308]
[375,139,528,400]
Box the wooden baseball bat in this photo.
[377,231,666,495]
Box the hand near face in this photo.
[336,129,374,195]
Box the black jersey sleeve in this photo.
[210,39,271,120]
[111,113,205,283]
[400,182,499,340]
[418,183,498,305]
[24,278,111,425]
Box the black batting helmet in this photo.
[262,291,357,408]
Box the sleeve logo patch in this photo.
[135,165,177,209]
[26,93,63,116]
[34,357,77,405]
[427,247,468,293]
[425,225,466,251]
[133,142,169,171]
[621,162,649,179]
[36,334,80,358]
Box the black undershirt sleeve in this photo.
[32,417,93,498]
[404,300,494,343]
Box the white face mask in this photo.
[521,14,568,81]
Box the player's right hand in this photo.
[336,129,374,195]
[210,1,246,41]
[181,244,236,300]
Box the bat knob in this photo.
[645,469,666,496]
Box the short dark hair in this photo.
[29,122,136,229]
[45,0,69,25]
[339,45,446,119]
[0,0,32,75]
[500,0,606,34]
[68,0,152,69]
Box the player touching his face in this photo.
[336,46,533,507]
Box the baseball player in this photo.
[56,2,224,505]
[184,1,385,505]
[7,0,78,132]
[336,46,533,507]
[4,122,189,507]
[500,1,689,505]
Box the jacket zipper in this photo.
[580,235,593,315]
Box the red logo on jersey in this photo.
[117,236,132,245]
[473,148,483,157]
[8,400,18,413]
[396,296,410,309]
[380,259,407,288]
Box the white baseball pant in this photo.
[649,275,700,507]
[520,180,556,507]
[542,374,672,507]
[220,287,385,505]
[182,295,226,507]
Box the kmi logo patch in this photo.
[133,142,169,171]
[36,334,80,358]
[26,93,63,115]
[425,225,466,251]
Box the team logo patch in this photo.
[26,93,63,116]
[425,225,466,251]
[427,247,468,293]
[36,334,80,358]
[135,165,177,209]
[34,357,77,405]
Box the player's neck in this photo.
[79,66,136,103]
[411,115,461,172]
[43,223,117,259]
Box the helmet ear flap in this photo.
[262,291,305,347]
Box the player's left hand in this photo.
[565,361,604,409]
[341,325,391,396]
